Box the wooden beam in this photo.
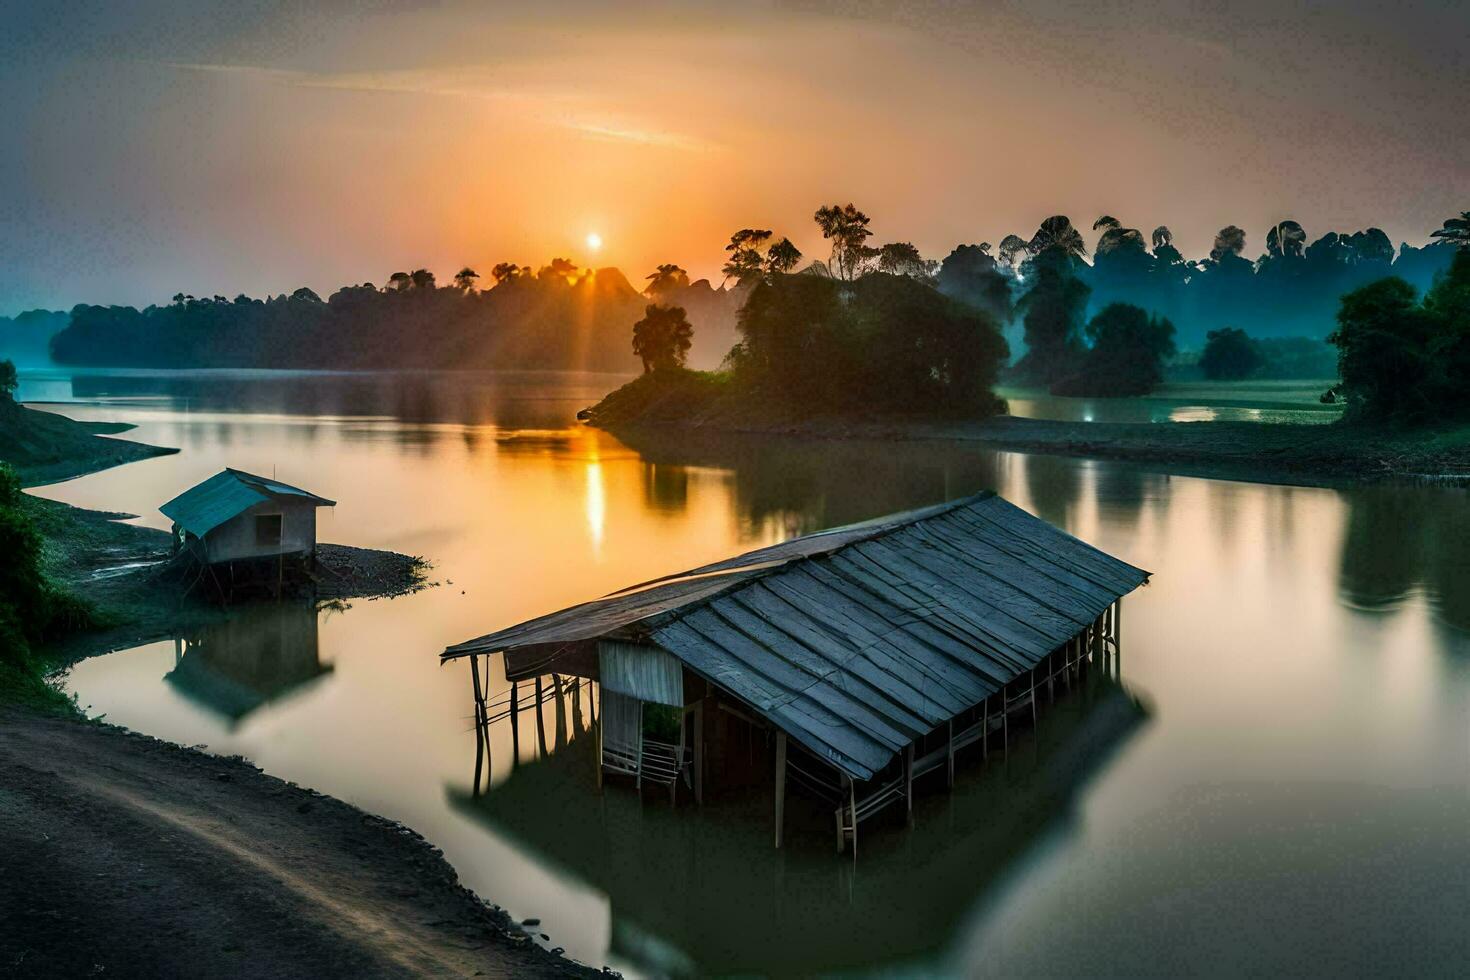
[469,654,486,797]
[774,731,788,849]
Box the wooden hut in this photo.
[161,468,334,566]
[444,491,1149,853]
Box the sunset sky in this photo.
[2,0,1466,314]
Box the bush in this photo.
[1199,328,1265,380]
[1051,303,1176,397]
[1328,277,1439,420]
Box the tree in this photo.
[936,244,1011,322]
[0,359,17,400]
[386,272,412,292]
[408,269,436,290]
[876,242,936,280]
[765,238,802,274]
[722,229,773,286]
[453,267,480,290]
[997,235,1030,270]
[1028,215,1088,260]
[813,203,873,280]
[1328,277,1434,419]
[1152,226,1174,250]
[1210,226,1247,263]
[1093,215,1121,231]
[1053,303,1176,396]
[631,304,694,373]
[1266,220,1307,260]
[1015,249,1091,385]
[645,264,690,296]
[538,258,579,283]
[289,287,323,303]
[491,262,527,284]
[1199,327,1265,380]
[1430,211,1470,250]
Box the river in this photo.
[20,369,1469,977]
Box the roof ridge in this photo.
[628,491,998,635]
[606,490,997,598]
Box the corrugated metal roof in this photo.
[445,491,1149,780]
[160,468,335,538]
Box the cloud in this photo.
[159,60,718,151]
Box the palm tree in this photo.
[1265,220,1307,259]
[1430,211,1470,250]
[1029,216,1088,259]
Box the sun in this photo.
[585,232,603,252]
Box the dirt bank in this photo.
[0,707,599,978]
[25,493,431,663]
[3,399,177,486]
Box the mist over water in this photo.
[25,370,1469,977]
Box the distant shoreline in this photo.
[584,373,1470,488]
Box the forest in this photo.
[34,213,1462,379]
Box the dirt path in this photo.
[0,708,599,979]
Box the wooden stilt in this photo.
[534,676,548,759]
[1115,598,1123,678]
[1030,668,1038,727]
[982,696,989,761]
[774,731,787,849]
[635,702,645,790]
[1002,683,1009,754]
[693,699,704,805]
[469,655,485,796]
[946,719,955,789]
[905,742,915,821]
[850,779,858,860]
[509,680,520,767]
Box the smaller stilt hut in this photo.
[443,491,1149,853]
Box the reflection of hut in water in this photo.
[160,469,335,599]
[451,674,1148,976]
[446,491,1149,854]
[165,605,329,725]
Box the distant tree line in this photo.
[48,261,741,372]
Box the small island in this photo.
[585,210,1470,487]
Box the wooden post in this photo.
[1115,598,1123,678]
[982,696,989,761]
[774,731,788,849]
[905,742,915,821]
[635,702,645,790]
[850,779,858,861]
[946,719,955,789]
[595,695,604,791]
[467,658,485,799]
[535,676,548,759]
[1030,668,1038,727]
[1002,683,1009,755]
[509,680,520,768]
[1047,650,1055,702]
[693,699,704,805]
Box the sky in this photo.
[1,0,1467,314]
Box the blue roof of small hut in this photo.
[161,468,335,538]
[445,491,1149,780]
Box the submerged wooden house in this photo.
[444,491,1149,853]
[161,468,335,566]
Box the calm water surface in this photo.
[21,370,1469,977]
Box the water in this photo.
[22,369,1469,977]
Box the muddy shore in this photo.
[1,404,600,978]
[0,707,599,979]
[584,375,1470,487]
